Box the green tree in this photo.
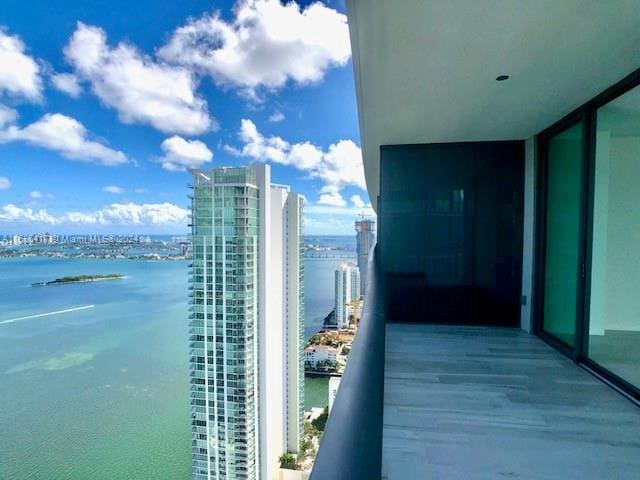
[279,453,298,470]
[311,406,329,432]
[299,438,313,458]
[304,420,319,436]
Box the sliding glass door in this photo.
[587,84,640,389]
[537,75,640,399]
[541,121,585,350]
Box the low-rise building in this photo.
[304,345,339,369]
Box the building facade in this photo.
[334,263,360,328]
[189,164,303,480]
[328,376,341,414]
[354,219,374,296]
[304,345,339,368]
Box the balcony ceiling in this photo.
[346,0,640,205]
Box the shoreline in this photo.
[1,252,188,261]
[32,275,125,287]
[304,371,342,378]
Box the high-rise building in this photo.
[334,263,360,328]
[349,265,360,304]
[355,218,375,296]
[189,164,303,480]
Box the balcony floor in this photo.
[383,324,640,480]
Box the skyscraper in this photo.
[334,263,360,328]
[355,218,375,296]
[189,164,303,480]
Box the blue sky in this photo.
[0,0,373,234]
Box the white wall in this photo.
[591,135,640,333]
[589,131,610,335]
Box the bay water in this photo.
[0,236,354,479]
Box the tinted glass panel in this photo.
[588,85,640,388]
[542,122,583,348]
[380,142,523,325]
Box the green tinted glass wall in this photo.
[542,122,584,348]
[379,141,524,325]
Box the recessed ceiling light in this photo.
[496,75,510,82]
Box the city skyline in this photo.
[0,0,375,236]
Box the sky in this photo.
[0,0,374,235]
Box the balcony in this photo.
[310,247,640,480]
[383,324,640,479]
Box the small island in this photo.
[32,274,124,286]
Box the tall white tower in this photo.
[189,164,303,480]
[334,263,360,328]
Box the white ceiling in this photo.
[346,0,640,204]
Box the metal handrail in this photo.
[310,244,385,480]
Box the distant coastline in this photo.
[32,274,124,286]
[1,250,188,261]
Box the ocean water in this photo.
[0,237,355,479]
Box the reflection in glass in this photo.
[588,85,640,388]
[542,122,583,348]
[379,142,523,325]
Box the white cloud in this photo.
[134,188,147,194]
[28,190,54,201]
[51,72,82,98]
[228,118,365,195]
[0,104,18,128]
[0,29,43,101]
[159,135,213,171]
[92,202,189,226]
[103,185,124,194]
[64,22,213,135]
[158,0,350,96]
[0,113,127,166]
[304,194,376,234]
[288,141,324,170]
[350,194,365,209]
[269,111,285,122]
[0,204,56,224]
[305,203,375,218]
[313,139,365,190]
[0,202,189,227]
[317,185,346,207]
[304,216,355,235]
[304,208,376,235]
[0,176,11,190]
[233,118,291,163]
[235,118,320,167]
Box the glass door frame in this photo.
[534,111,591,360]
[533,67,640,403]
